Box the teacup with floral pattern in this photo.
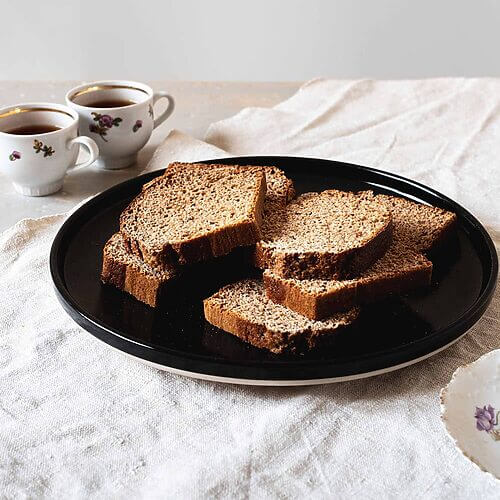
[66,80,175,170]
[0,103,99,196]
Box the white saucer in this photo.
[440,349,500,480]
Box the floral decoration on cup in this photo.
[89,112,122,142]
[33,139,55,157]
[9,151,21,161]
[148,104,154,119]
[132,120,143,133]
[475,405,500,441]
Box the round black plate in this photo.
[50,157,497,385]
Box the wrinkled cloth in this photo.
[0,79,499,499]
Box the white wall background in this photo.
[2,0,500,81]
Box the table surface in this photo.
[0,81,299,232]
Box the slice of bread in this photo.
[101,233,176,307]
[120,164,267,267]
[263,196,456,320]
[203,279,360,354]
[375,195,457,252]
[257,165,296,207]
[255,190,393,280]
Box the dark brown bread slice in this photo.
[375,195,456,252]
[255,190,393,280]
[264,247,431,320]
[203,279,360,354]
[101,233,176,307]
[162,162,295,208]
[264,195,457,320]
[120,164,267,267]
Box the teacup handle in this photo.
[66,136,99,171]
[152,91,175,129]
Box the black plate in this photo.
[50,157,497,384]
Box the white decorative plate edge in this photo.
[440,349,500,481]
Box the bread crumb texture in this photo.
[165,162,295,208]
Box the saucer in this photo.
[440,349,500,480]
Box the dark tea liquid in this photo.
[86,99,136,108]
[6,124,62,135]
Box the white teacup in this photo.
[66,80,175,170]
[0,103,99,196]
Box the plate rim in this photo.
[99,330,470,386]
[440,349,500,480]
[49,156,498,382]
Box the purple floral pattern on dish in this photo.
[33,139,55,157]
[475,405,500,441]
[132,120,143,133]
[9,150,21,161]
[89,112,122,142]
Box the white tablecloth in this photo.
[0,79,498,498]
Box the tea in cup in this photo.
[0,103,99,196]
[66,80,175,170]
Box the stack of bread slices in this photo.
[101,162,456,354]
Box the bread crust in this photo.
[101,234,175,307]
[204,299,289,353]
[101,249,161,307]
